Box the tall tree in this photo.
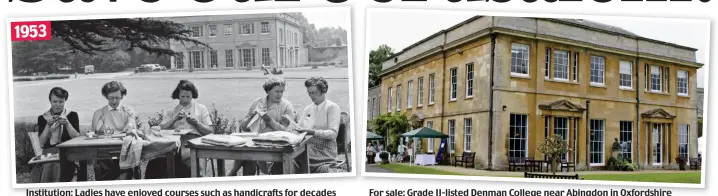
[51,18,208,56]
[368,45,394,88]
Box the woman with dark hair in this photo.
[228,77,296,176]
[295,77,346,173]
[31,87,80,183]
[145,80,213,178]
[91,81,139,180]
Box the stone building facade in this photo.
[168,13,306,71]
[368,86,382,123]
[375,16,703,170]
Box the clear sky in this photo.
[367,10,710,88]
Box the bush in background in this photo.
[14,121,36,173]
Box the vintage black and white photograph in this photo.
[9,8,353,186]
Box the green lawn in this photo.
[582,173,701,184]
[377,164,466,176]
[377,164,701,183]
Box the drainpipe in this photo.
[585,100,590,170]
[440,33,447,165]
[488,33,497,170]
[635,51,641,170]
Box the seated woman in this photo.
[90,81,140,180]
[145,80,214,178]
[31,87,81,183]
[295,77,346,173]
[228,77,295,176]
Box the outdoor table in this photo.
[414,154,436,166]
[57,134,179,181]
[186,135,311,177]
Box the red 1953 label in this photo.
[10,21,52,41]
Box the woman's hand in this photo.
[176,110,187,120]
[186,116,199,127]
[260,113,272,122]
[57,116,70,126]
[295,128,315,135]
[47,117,57,125]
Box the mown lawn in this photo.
[376,164,466,176]
[582,172,701,184]
[376,164,701,183]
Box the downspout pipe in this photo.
[635,49,641,170]
[488,33,497,170]
[440,32,447,164]
[585,100,590,170]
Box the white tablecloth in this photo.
[415,154,436,166]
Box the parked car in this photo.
[135,64,153,73]
[148,64,166,71]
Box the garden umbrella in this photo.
[401,127,448,165]
[366,131,384,140]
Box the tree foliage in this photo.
[368,45,395,88]
[537,134,572,174]
[12,18,201,75]
[51,18,207,56]
[370,112,410,151]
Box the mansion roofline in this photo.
[379,16,703,77]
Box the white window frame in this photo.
[590,119,605,166]
[396,85,401,111]
[554,117,569,162]
[450,68,457,101]
[261,22,270,34]
[466,63,474,98]
[679,125,690,159]
[189,50,204,69]
[261,48,271,66]
[619,61,633,90]
[544,48,550,79]
[510,43,530,77]
[573,52,578,82]
[620,121,633,161]
[190,25,203,38]
[678,70,689,96]
[241,22,254,35]
[209,50,218,69]
[387,87,392,113]
[208,24,217,37]
[240,48,255,68]
[590,55,605,86]
[418,77,424,107]
[553,50,569,81]
[652,124,663,166]
[509,114,529,158]
[429,73,435,104]
[427,121,434,153]
[651,65,662,92]
[224,49,234,68]
[224,24,233,36]
[407,80,413,108]
[449,119,456,153]
[464,118,472,152]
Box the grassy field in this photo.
[376,164,701,184]
[12,68,351,127]
[13,68,352,183]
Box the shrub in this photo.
[14,121,36,173]
[45,75,70,80]
[379,151,389,164]
[147,110,164,127]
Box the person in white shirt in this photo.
[90,81,139,180]
[295,77,346,173]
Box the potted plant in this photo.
[675,156,687,170]
[537,134,571,174]
[379,151,390,164]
